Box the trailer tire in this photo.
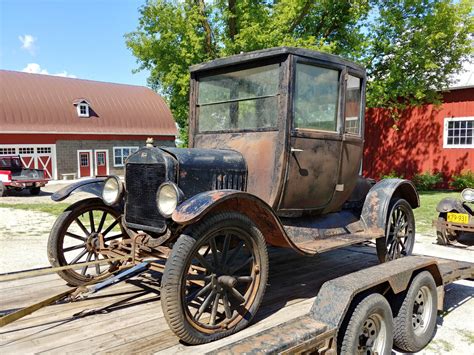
[340,293,393,355]
[161,212,268,345]
[394,271,437,352]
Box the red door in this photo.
[79,151,91,178]
[95,151,107,176]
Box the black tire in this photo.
[340,293,394,355]
[161,212,269,345]
[393,271,437,352]
[30,187,41,195]
[376,198,415,263]
[47,198,126,286]
[436,213,458,245]
[0,182,6,197]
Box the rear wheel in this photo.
[30,187,41,195]
[393,271,437,352]
[161,212,268,345]
[377,198,415,263]
[47,198,126,286]
[340,293,394,355]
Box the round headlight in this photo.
[461,188,474,203]
[102,176,123,206]
[157,183,180,217]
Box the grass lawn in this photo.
[0,191,460,235]
[414,191,459,234]
[0,203,70,217]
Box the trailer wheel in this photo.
[393,271,437,352]
[161,212,269,345]
[340,293,393,355]
[30,187,41,195]
[377,198,415,263]
[47,198,126,286]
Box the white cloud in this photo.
[19,34,36,55]
[22,63,77,78]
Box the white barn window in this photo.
[113,146,139,167]
[77,103,90,117]
[443,117,474,148]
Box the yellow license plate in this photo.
[447,212,469,224]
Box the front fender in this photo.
[172,190,305,253]
[361,178,419,232]
[51,178,106,202]
[436,198,469,214]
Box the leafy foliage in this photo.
[380,170,405,180]
[125,0,473,142]
[412,171,443,191]
[450,170,474,190]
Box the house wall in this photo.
[363,88,474,185]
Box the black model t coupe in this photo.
[48,47,419,344]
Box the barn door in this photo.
[78,150,93,178]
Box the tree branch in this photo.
[289,0,314,33]
[228,0,237,42]
[195,0,214,55]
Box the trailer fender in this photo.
[51,178,106,202]
[172,190,304,252]
[436,198,469,214]
[310,256,442,331]
[360,178,419,232]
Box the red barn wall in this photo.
[363,88,474,184]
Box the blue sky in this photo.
[0,0,150,86]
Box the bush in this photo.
[380,170,404,179]
[413,171,443,191]
[450,170,474,190]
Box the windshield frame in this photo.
[193,57,284,134]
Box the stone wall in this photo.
[55,139,175,178]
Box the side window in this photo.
[345,75,362,135]
[294,64,339,131]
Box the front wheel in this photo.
[161,212,269,345]
[340,293,394,355]
[30,187,41,195]
[436,214,458,245]
[0,182,6,197]
[377,198,415,263]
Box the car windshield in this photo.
[197,64,280,132]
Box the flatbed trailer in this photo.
[0,246,472,354]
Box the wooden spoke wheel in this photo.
[161,212,268,345]
[377,198,415,263]
[47,198,126,286]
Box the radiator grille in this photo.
[125,162,166,232]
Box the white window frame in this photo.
[77,103,90,118]
[113,146,139,167]
[443,117,474,149]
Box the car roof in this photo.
[190,47,365,75]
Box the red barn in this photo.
[363,86,474,185]
[0,70,177,180]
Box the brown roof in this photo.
[0,70,177,136]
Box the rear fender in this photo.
[172,190,305,253]
[51,178,106,202]
[361,178,419,233]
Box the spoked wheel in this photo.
[161,212,268,345]
[377,198,415,263]
[47,198,126,286]
[436,214,458,245]
[394,271,437,352]
[340,293,393,355]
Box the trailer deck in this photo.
[1,246,472,354]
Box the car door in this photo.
[279,60,343,212]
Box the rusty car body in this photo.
[47,47,419,345]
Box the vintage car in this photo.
[433,188,474,245]
[0,155,48,196]
[48,47,419,345]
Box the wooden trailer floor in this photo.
[0,246,381,354]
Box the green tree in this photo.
[125,0,473,143]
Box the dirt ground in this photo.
[0,182,472,354]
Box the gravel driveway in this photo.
[0,182,472,353]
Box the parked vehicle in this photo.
[433,188,474,245]
[0,155,48,196]
[47,47,419,345]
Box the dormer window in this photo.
[73,98,91,118]
[78,103,89,117]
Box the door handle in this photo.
[290,148,304,152]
